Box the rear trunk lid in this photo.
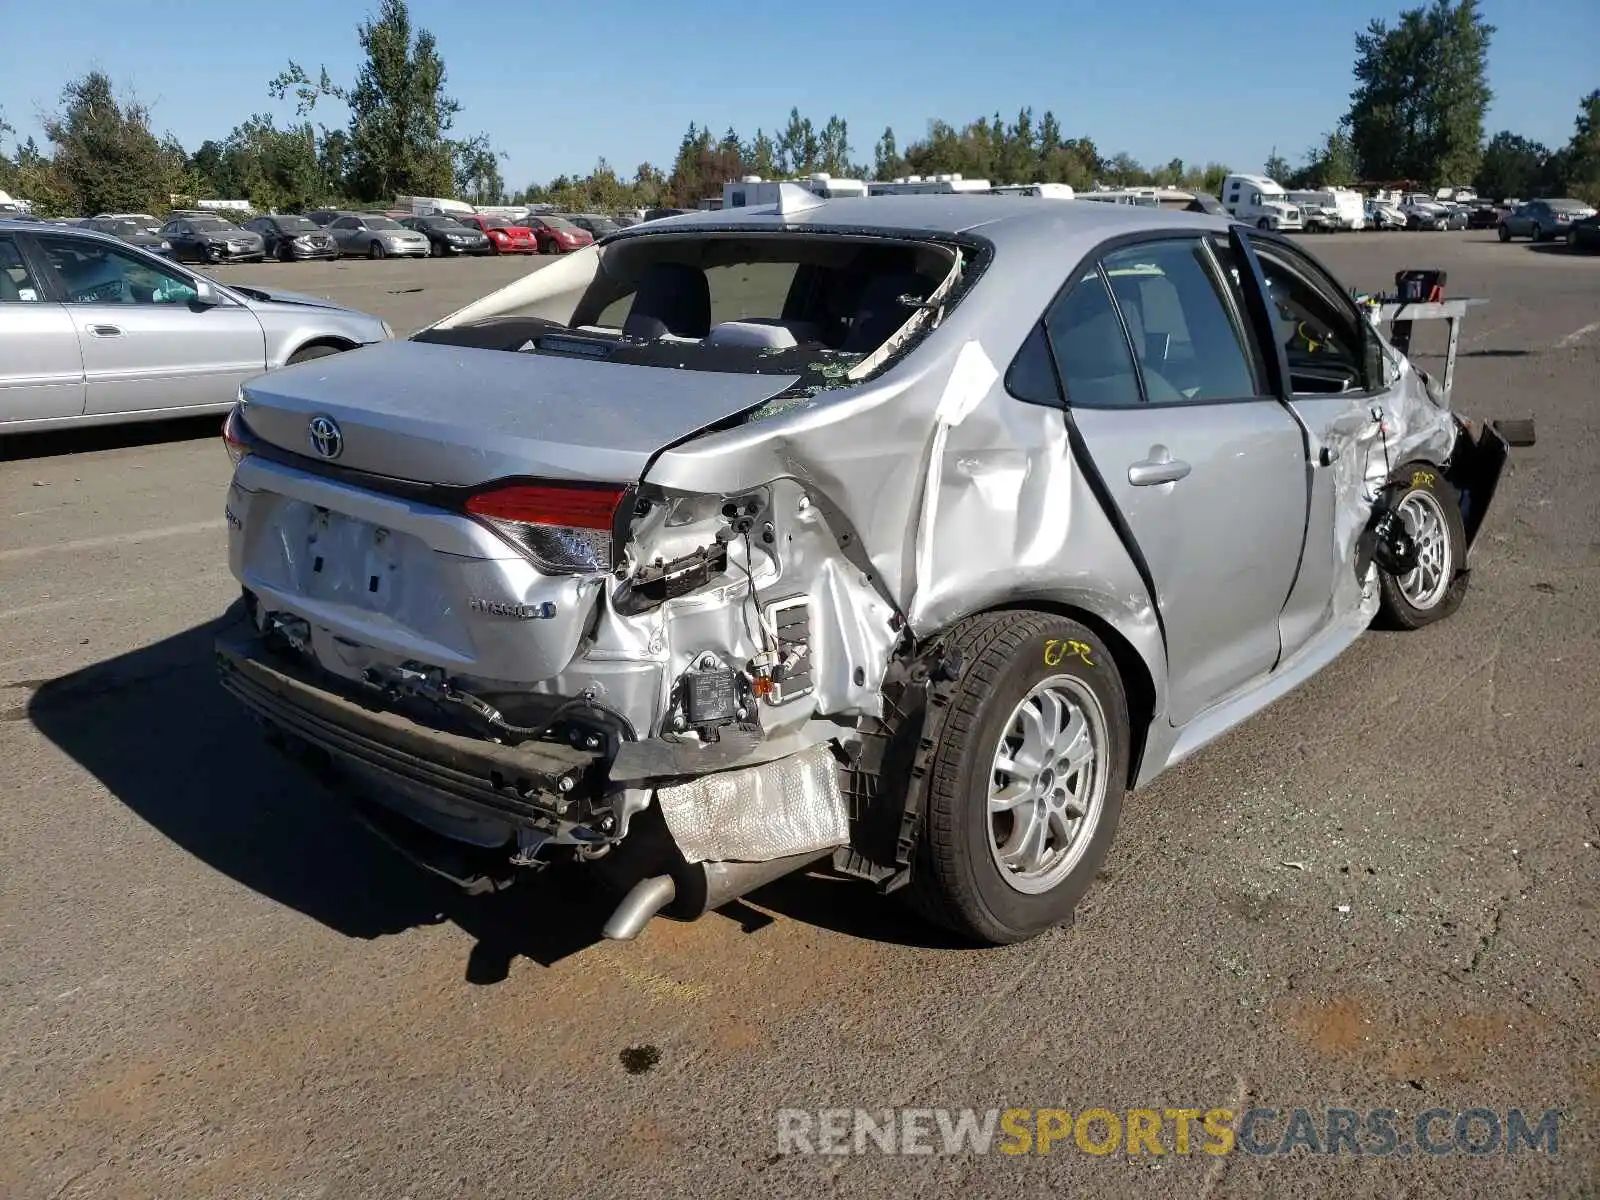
[230,338,801,690]
[239,337,800,486]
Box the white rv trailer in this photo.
[990,182,1076,199]
[866,174,992,195]
[722,173,870,208]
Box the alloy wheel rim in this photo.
[986,675,1109,894]
[1397,490,1452,609]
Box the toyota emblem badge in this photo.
[307,414,343,460]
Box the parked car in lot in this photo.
[328,213,431,259]
[1466,202,1504,229]
[1498,198,1599,242]
[81,217,173,255]
[456,212,537,254]
[0,219,390,433]
[304,208,346,227]
[564,213,622,239]
[160,215,267,263]
[1400,196,1449,230]
[399,214,493,256]
[1568,212,1600,252]
[245,214,340,261]
[214,191,1521,947]
[1442,204,1470,230]
[1365,200,1407,231]
[515,214,596,254]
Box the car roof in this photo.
[613,193,1232,253]
[0,218,139,246]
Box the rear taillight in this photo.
[464,481,628,574]
[222,402,251,466]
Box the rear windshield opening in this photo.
[415,232,966,382]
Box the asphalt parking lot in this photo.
[2,232,1597,1198]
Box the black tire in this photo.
[1375,461,1470,630]
[277,240,293,263]
[906,611,1130,944]
[287,343,344,366]
[1498,224,1511,242]
[368,240,386,259]
[429,239,443,257]
[1256,217,1271,230]
[1530,223,1544,243]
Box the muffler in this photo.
[600,849,832,940]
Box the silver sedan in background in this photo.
[0,219,391,434]
[327,213,432,259]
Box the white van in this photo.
[1221,174,1303,231]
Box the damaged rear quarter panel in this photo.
[643,234,1168,714]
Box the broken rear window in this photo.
[414,232,969,384]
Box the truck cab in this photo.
[1221,174,1303,231]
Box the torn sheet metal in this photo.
[1317,340,1458,623]
[656,742,848,864]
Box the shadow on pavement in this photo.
[22,607,621,971]
[1,414,223,462]
[25,610,951,979]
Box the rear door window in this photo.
[1100,239,1259,402]
[0,236,42,302]
[1042,266,1143,408]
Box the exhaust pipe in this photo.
[602,874,677,940]
[600,849,833,940]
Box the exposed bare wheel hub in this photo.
[987,675,1109,894]
[1397,489,1452,609]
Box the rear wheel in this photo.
[1375,463,1469,630]
[906,611,1129,944]
[1256,217,1271,230]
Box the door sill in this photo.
[1138,603,1372,785]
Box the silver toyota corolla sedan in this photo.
[214,191,1521,946]
[0,219,392,433]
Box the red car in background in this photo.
[516,214,595,254]
[456,213,537,255]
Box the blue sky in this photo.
[2,0,1595,191]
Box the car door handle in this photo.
[88,324,123,338]
[1127,456,1192,486]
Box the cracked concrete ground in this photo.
[1,232,1596,1198]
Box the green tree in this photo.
[1263,147,1292,181]
[1473,131,1549,201]
[42,71,184,215]
[270,0,492,201]
[1561,89,1600,205]
[872,126,902,181]
[1346,0,1494,184]
[452,133,505,204]
[818,115,851,176]
[1295,124,1358,187]
[745,129,777,177]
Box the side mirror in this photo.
[193,279,222,307]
